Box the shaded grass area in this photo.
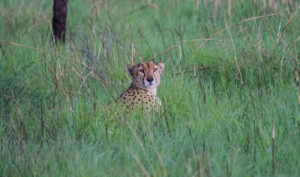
[0,0,299,176]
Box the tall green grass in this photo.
[0,0,299,176]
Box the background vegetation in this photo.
[0,0,299,176]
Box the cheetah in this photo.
[111,61,164,112]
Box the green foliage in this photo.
[0,0,299,176]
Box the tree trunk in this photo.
[52,0,68,43]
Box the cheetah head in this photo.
[127,61,164,91]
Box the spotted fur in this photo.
[113,61,164,111]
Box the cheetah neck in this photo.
[129,84,157,96]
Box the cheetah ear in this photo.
[158,62,164,71]
[126,65,134,76]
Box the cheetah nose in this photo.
[147,77,154,82]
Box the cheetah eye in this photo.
[139,69,144,74]
[153,68,158,72]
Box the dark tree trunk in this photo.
[52,0,68,43]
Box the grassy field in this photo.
[0,0,300,176]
